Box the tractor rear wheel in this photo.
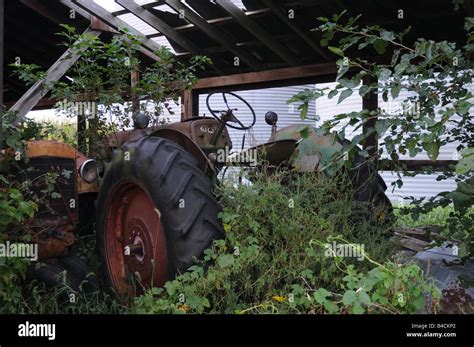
[96,137,224,298]
[347,150,393,223]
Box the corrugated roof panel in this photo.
[93,0,124,13]
[151,36,176,54]
[135,0,158,5]
[117,12,160,35]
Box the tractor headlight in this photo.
[79,159,98,183]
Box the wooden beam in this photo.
[146,8,273,38]
[60,1,161,61]
[8,27,102,122]
[116,0,201,56]
[181,89,193,120]
[20,0,66,24]
[383,160,458,172]
[193,63,337,90]
[362,76,378,159]
[116,0,222,73]
[215,0,300,66]
[59,0,92,20]
[71,0,162,55]
[260,0,331,61]
[165,0,262,70]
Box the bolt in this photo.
[124,243,144,256]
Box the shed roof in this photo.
[4,0,472,105]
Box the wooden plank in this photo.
[193,63,337,89]
[362,76,378,158]
[142,8,273,37]
[382,160,458,171]
[71,0,162,55]
[60,1,161,61]
[165,0,262,70]
[116,0,201,55]
[397,235,429,252]
[117,0,222,73]
[20,0,66,24]
[215,0,300,66]
[8,27,102,122]
[181,90,192,120]
[60,0,93,21]
[260,0,331,61]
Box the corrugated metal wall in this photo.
[198,85,317,150]
[184,81,470,202]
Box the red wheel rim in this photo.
[105,181,168,297]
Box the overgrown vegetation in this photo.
[288,11,474,258]
[133,172,439,314]
[1,6,471,314]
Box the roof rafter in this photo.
[70,0,162,56]
[165,0,262,71]
[214,0,301,66]
[260,0,331,61]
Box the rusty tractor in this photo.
[95,91,391,298]
[4,140,100,295]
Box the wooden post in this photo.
[181,89,199,120]
[181,90,192,120]
[77,112,86,154]
[131,55,140,120]
[362,76,379,161]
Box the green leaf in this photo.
[380,30,395,41]
[328,89,338,99]
[299,102,309,120]
[338,89,353,104]
[217,254,234,268]
[377,68,392,81]
[352,303,365,314]
[374,119,388,138]
[391,82,401,99]
[424,141,440,161]
[373,39,388,54]
[314,288,330,304]
[456,148,474,175]
[342,290,357,305]
[323,300,339,313]
[328,46,344,57]
[358,85,370,97]
[358,291,372,306]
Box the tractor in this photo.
[3,139,100,295]
[94,90,392,298]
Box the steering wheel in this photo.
[206,91,256,130]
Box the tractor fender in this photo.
[148,128,215,177]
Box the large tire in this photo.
[58,255,99,295]
[346,148,393,222]
[26,262,81,299]
[96,136,224,297]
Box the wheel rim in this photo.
[105,181,168,297]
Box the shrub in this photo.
[133,172,440,314]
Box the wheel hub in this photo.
[105,181,168,297]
